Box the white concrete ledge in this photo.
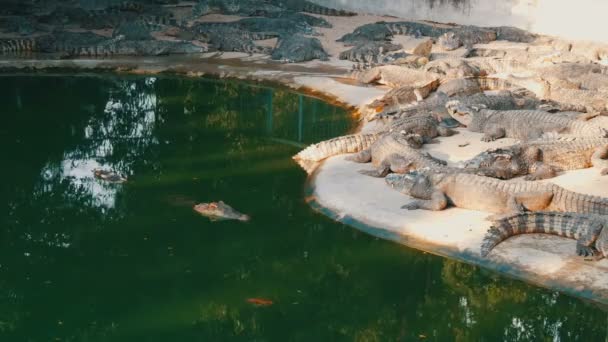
[306,129,608,304]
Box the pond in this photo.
[0,75,606,341]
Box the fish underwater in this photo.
[193,201,250,222]
[246,298,273,306]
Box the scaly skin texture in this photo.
[481,212,608,258]
[385,171,608,217]
[464,137,608,180]
[369,80,441,111]
[293,133,381,162]
[346,132,450,177]
[293,115,453,163]
[447,101,607,141]
[339,41,402,64]
[271,34,328,62]
[351,65,439,88]
[376,91,541,122]
[194,201,250,222]
[437,77,520,97]
[277,0,357,16]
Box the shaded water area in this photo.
[1,75,607,341]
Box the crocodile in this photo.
[382,21,496,49]
[194,201,250,222]
[293,115,453,162]
[339,41,403,64]
[31,32,205,57]
[352,65,439,88]
[336,23,393,46]
[271,34,328,62]
[464,137,608,180]
[446,101,607,141]
[385,171,608,217]
[376,91,541,122]
[481,212,608,258]
[369,80,441,112]
[437,77,521,97]
[194,25,276,54]
[273,0,357,16]
[437,27,497,50]
[346,132,450,177]
[293,133,381,163]
[0,38,37,53]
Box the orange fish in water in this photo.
[246,298,273,306]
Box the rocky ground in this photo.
[3,0,608,305]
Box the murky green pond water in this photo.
[0,75,606,341]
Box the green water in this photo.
[0,75,606,341]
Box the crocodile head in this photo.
[464,148,523,179]
[445,100,484,127]
[385,171,430,195]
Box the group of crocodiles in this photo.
[292,15,608,259]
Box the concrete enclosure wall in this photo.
[315,0,608,43]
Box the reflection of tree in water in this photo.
[38,77,160,212]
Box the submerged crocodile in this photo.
[385,171,608,217]
[293,115,452,163]
[346,132,450,177]
[464,137,608,180]
[194,201,250,222]
[481,212,608,258]
[446,101,607,141]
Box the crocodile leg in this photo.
[515,191,554,211]
[388,155,415,174]
[591,145,608,175]
[486,191,554,220]
[345,149,372,163]
[525,163,559,180]
[401,190,448,211]
[481,125,506,142]
[576,220,604,257]
[359,162,392,177]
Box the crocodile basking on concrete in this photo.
[346,132,450,177]
[481,212,608,258]
[271,34,328,62]
[293,115,453,163]
[375,91,542,122]
[385,171,608,216]
[446,101,607,141]
[339,41,403,64]
[464,137,608,180]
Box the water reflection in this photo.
[0,76,606,341]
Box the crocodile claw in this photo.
[576,245,599,257]
[401,202,420,210]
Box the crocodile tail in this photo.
[301,1,357,16]
[481,212,587,257]
[293,133,380,162]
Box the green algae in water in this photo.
[0,75,606,341]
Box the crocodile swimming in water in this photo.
[464,137,608,180]
[385,171,608,217]
[446,101,608,141]
[481,211,608,258]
